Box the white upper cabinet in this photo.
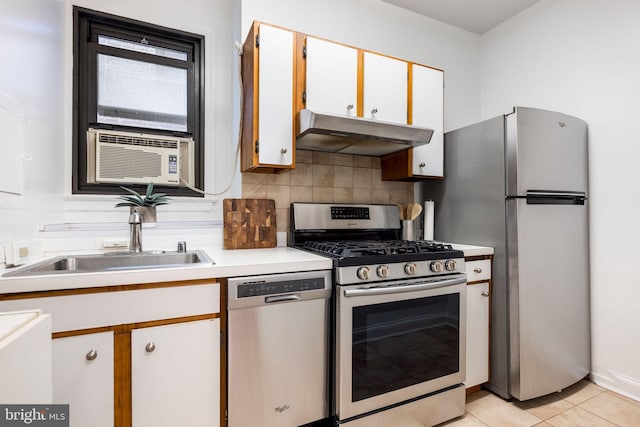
[257,24,294,166]
[363,52,408,124]
[305,37,358,116]
[241,21,446,179]
[411,64,444,177]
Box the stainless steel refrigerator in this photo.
[423,107,590,401]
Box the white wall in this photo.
[481,0,640,400]
[240,0,482,133]
[0,0,66,243]
[60,0,240,225]
[1,0,243,252]
[1,0,242,250]
[1,0,479,249]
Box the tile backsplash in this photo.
[242,150,414,232]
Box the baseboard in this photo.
[591,371,640,402]
[466,385,482,394]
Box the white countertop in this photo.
[0,242,493,295]
[450,243,494,257]
[0,246,332,294]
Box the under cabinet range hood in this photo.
[296,109,433,156]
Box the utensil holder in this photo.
[402,220,415,241]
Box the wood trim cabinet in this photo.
[464,256,492,393]
[0,280,221,427]
[131,319,220,427]
[303,36,358,119]
[381,64,444,180]
[297,34,430,130]
[243,21,444,178]
[241,22,296,173]
[362,52,408,123]
[53,331,115,426]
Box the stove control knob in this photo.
[404,263,417,275]
[356,266,370,280]
[430,260,444,273]
[444,259,457,271]
[376,265,389,278]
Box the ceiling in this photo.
[381,0,541,34]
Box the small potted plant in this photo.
[115,182,170,223]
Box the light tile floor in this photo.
[440,380,640,427]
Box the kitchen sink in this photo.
[2,250,214,277]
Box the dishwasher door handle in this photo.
[265,294,302,304]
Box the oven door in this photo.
[335,274,467,421]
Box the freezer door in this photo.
[506,107,588,196]
[507,197,590,400]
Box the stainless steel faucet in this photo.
[129,210,143,253]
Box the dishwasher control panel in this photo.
[237,277,326,298]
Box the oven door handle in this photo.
[343,276,467,298]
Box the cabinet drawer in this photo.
[466,260,491,283]
[0,283,220,333]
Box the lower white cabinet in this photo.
[52,319,220,427]
[2,282,221,427]
[132,319,220,427]
[52,332,114,427]
[465,281,490,388]
[464,257,492,390]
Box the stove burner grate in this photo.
[303,240,455,258]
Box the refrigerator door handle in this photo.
[523,190,586,205]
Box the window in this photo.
[73,7,204,196]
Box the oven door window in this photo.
[351,294,460,402]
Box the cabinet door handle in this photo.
[418,162,426,168]
[145,342,156,353]
[371,107,378,114]
[346,104,354,110]
[473,268,482,273]
[481,291,490,297]
[85,349,98,361]
[280,147,288,154]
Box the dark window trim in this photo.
[73,6,205,197]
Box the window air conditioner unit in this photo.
[87,129,195,187]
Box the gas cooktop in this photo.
[289,203,466,281]
[301,239,464,267]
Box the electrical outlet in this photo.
[103,239,129,249]
[4,240,41,267]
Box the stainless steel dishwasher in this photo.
[227,270,332,427]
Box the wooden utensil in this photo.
[409,203,423,220]
[397,204,406,220]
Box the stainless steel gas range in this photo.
[289,203,467,427]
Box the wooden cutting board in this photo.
[223,199,277,249]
